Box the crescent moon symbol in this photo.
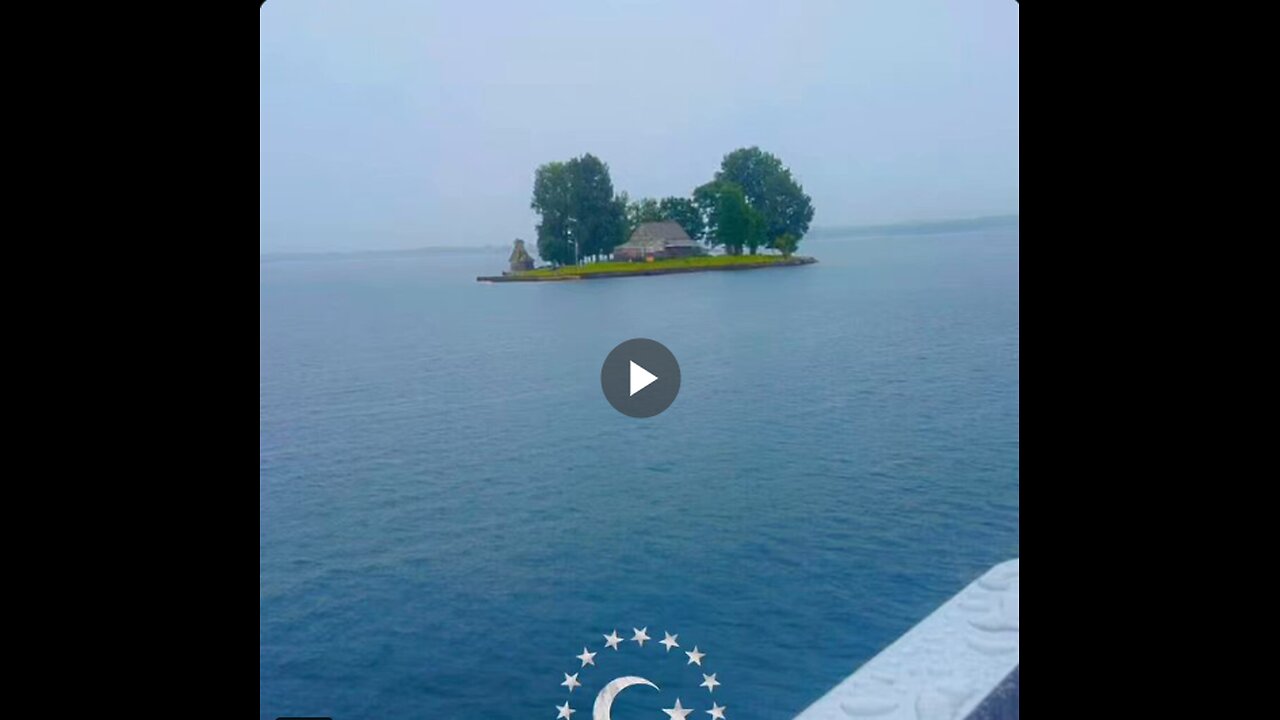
[593,675,659,720]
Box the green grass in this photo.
[519,254,798,277]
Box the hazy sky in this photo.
[260,0,1018,253]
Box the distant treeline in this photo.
[808,214,1019,239]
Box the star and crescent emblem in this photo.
[555,627,728,719]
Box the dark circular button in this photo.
[600,338,681,418]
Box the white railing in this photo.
[793,558,1019,720]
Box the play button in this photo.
[630,361,658,396]
[601,338,681,418]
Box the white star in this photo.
[603,630,623,650]
[556,701,576,719]
[685,646,706,666]
[662,698,694,720]
[660,632,680,652]
[631,627,651,646]
[706,703,726,719]
[576,648,596,667]
[700,673,720,693]
[561,673,581,692]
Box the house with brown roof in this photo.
[613,221,703,262]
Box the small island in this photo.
[480,223,815,282]
[479,251,816,282]
[479,146,817,283]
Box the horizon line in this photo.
[260,212,1019,259]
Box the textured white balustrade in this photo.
[794,559,1019,720]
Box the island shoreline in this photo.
[477,256,816,282]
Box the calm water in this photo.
[259,227,1019,719]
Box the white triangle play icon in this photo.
[629,360,659,397]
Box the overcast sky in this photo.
[260,0,1018,253]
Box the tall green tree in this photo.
[693,181,763,255]
[531,153,627,265]
[692,181,728,252]
[744,202,767,255]
[531,161,574,265]
[715,147,815,253]
[571,154,626,261]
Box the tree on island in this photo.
[772,232,798,258]
[713,147,815,254]
[531,154,626,265]
[693,181,766,255]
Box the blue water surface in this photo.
[260,227,1019,719]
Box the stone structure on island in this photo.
[509,239,534,273]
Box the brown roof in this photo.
[617,221,698,251]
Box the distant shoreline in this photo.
[808,213,1018,240]
[260,214,1017,261]
[260,245,509,263]
[478,256,816,283]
